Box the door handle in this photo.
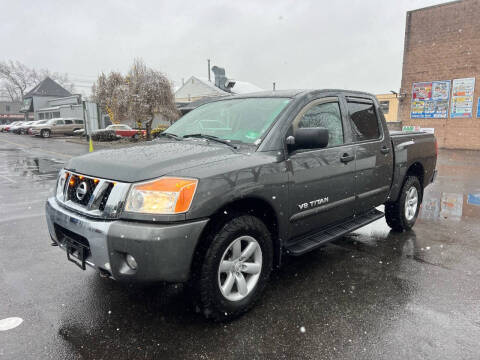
[340,153,355,163]
[380,146,390,154]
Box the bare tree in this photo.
[0,61,37,101]
[0,60,75,102]
[92,59,179,139]
[126,59,179,139]
[92,71,128,124]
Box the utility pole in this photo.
[207,59,211,82]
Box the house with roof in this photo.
[174,66,263,104]
[20,77,78,121]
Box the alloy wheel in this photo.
[405,186,418,221]
[217,235,262,301]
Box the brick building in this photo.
[398,0,480,149]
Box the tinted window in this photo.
[347,102,380,141]
[74,120,83,124]
[298,102,344,147]
[55,120,65,125]
[64,120,73,124]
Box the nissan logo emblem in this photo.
[76,182,88,201]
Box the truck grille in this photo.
[67,175,98,206]
[56,170,130,219]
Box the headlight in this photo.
[125,177,198,214]
[55,169,69,198]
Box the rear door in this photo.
[345,97,393,214]
[52,119,65,134]
[64,119,74,134]
[287,97,356,239]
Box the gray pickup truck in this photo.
[46,90,437,320]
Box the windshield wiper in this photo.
[183,133,237,149]
[158,132,182,140]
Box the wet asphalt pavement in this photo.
[0,133,479,359]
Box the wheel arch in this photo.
[389,161,425,203]
[405,162,425,202]
[190,196,282,279]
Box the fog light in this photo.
[125,254,138,270]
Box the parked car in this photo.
[27,120,49,135]
[106,124,146,139]
[17,121,39,134]
[0,123,12,132]
[46,89,437,321]
[30,118,84,138]
[9,121,26,134]
[2,121,18,132]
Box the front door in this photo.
[344,98,393,214]
[287,97,356,239]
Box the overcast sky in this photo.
[1,0,451,96]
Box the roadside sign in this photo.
[402,125,420,132]
[402,125,434,134]
[420,127,435,134]
[467,194,480,206]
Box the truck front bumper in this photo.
[46,197,209,282]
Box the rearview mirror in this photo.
[288,127,329,150]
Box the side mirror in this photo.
[288,127,329,150]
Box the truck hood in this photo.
[65,140,243,182]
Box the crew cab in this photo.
[45,90,437,321]
[106,124,146,139]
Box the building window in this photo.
[379,101,390,114]
[6,105,10,112]
[52,111,60,118]
[39,113,45,120]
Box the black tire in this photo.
[197,215,273,321]
[41,129,50,138]
[21,129,26,135]
[132,133,139,140]
[385,176,422,232]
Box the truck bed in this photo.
[387,130,437,202]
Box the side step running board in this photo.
[285,209,384,256]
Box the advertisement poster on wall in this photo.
[450,77,475,118]
[477,97,480,118]
[410,80,450,118]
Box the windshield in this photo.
[166,97,291,144]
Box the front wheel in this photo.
[197,215,273,321]
[41,129,51,138]
[385,176,422,232]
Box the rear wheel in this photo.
[132,133,139,140]
[385,176,422,232]
[197,215,273,321]
[41,129,50,138]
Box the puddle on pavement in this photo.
[6,157,64,181]
[419,191,480,220]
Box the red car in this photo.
[106,124,146,139]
